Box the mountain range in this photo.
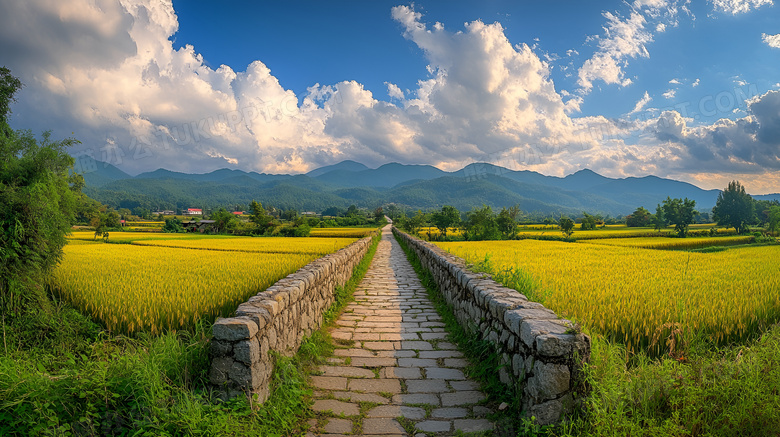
[80,160,780,217]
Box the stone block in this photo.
[210,340,232,357]
[536,333,580,357]
[233,338,261,364]
[212,317,258,342]
[235,303,270,331]
[525,361,570,402]
[209,356,234,385]
[520,319,571,348]
[526,395,573,426]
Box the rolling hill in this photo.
[78,159,779,216]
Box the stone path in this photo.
[307,225,495,437]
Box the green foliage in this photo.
[561,327,780,437]
[0,66,22,136]
[769,205,780,234]
[626,206,652,227]
[162,218,184,233]
[91,209,120,240]
[465,205,501,240]
[712,180,755,234]
[497,205,520,239]
[0,69,80,316]
[661,197,697,237]
[401,210,427,235]
[249,200,275,234]
[580,212,598,230]
[559,216,575,238]
[652,203,667,231]
[431,205,461,239]
[209,208,239,234]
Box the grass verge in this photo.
[0,232,382,437]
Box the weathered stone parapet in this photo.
[392,227,590,425]
[210,233,375,402]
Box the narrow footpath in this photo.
[307,225,495,436]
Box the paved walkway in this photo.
[307,225,494,436]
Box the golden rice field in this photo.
[52,236,355,334]
[57,233,358,333]
[418,227,465,238]
[515,226,737,240]
[579,235,754,250]
[416,224,737,241]
[131,236,355,255]
[68,230,222,243]
[309,227,378,238]
[435,240,780,351]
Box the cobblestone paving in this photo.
[307,225,494,436]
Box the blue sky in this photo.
[1,0,780,193]
[169,0,779,123]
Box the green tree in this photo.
[580,212,597,230]
[0,68,80,314]
[373,207,384,222]
[408,210,427,235]
[92,209,120,240]
[559,216,575,238]
[652,203,667,231]
[465,205,500,240]
[163,218,185,233]
[249,200,274,234]
[768,205,780,234]
[210,208,239,234]
[662,197,697,237]
[496,206,519,239]
[626,206,652,227]
[431,205,460,239]
[712,180,755,234]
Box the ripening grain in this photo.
[436,240,780,350]
[130,236,355,255]
[52,237,351,334]
[309,228,378,238]
[579,235,754,250]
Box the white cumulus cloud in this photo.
[711,0,773,14]
[2,0,780,192]
[762,33,780,48]
[577,11,653,92]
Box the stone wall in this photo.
[209,234,374,402]
[392,228,590,425]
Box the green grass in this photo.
[0,232,382,436]
[560,327,780,437]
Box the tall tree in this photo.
[626,206,652,227]
[1,68,80,314]
[559,216,575,238]
[580,212,597,230]
[431,205,460,239]
[662,197,697,237]
[249,200,274,234]
[652,203,667,231]
[210,208,239,234]
[712,180,755,234]
[465,205,500,240]
[768,205,780,234]
[496,207,519,239]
